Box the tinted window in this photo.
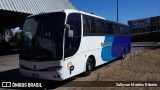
[101,21,108,34]
[83,15,96,34]
[108,22,114,34]
[96,19,102,33]
[83,15,129,36]
[65,13,81,58]
[20,12,65,61]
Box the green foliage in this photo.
[9,32,22,46]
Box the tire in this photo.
[83,58,93,76]
[121,49,126,59]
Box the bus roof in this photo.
[27,9,128,26]
[27,9,106,20]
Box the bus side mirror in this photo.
[64,24,74,49]
[65,24,73,38]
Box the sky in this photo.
[69,0,160,24]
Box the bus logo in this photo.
[101,42,112,47]
[2,82,11,87]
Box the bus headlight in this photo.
[47,66,62,71]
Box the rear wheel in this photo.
[121,49,126,59]
[83,58,93,76]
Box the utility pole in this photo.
[116,0,119,22]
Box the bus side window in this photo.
[96,19,101,34]
[83,15,91,34]
[90,17,96,33]
[83,15,96,35]
[102,21,107,34]
[108,23,114,34]
[83,15,90,33]
[122,26,125,35]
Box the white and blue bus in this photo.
[19,9,131,81]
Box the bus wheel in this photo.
[122,49,126,59]
[84,58,93,76]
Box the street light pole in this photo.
[116,0,119,22]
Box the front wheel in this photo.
[83,58,93,76]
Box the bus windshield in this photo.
[19,12,65,61]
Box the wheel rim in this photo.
[123,54,125,58]
[87,61,93,72]
[122,50,126,58]
[88,63,92,71]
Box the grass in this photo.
[69,45,160,90]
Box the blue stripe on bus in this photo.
[101,36,115,61]
[101,36,131,62]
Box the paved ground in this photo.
[131,42,157,52]
[68,43,160,90]
[0,54,18,72]
[0,42,158,90]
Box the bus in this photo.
[19,9,131,81]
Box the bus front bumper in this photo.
[19,68,65,81]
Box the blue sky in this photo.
[69,0,160,24]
